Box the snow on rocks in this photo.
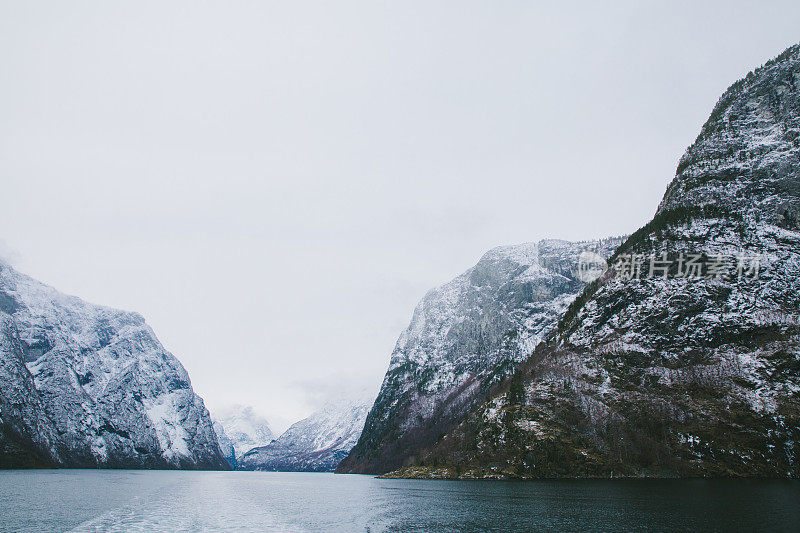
[0,261,228,469]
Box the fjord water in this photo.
[0,471,798,532]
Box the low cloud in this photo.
[0,240,19,265]
[292,375,378,410]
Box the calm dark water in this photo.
[0,471,798,532]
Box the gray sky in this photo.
[1,1,798,432]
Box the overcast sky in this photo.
[1,1,798,432]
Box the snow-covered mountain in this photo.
[239,396,372,472]
[210,404,274,466]
[338,238,623,474]
[212,421,237,468]
[386,43,800,479]
[0,261,228,469]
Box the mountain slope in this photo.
[239,397,371,472]
[338,238,623,474]
[211,404,274,465]
[388,44,800,479]
[0,262,228,469]
[212,421,237,468]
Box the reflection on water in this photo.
[0,470,798,532]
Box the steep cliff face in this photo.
[212,421,237,468]
[338,238,623,474]
[240,397,371,472]
[0,262,228,469]
[388,44,800,479]
[0,313,60,467]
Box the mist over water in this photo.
[1,471,798,532]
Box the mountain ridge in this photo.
[383,42,800,479]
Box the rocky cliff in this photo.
[386,44,800,479]
[212,421,237,468]
[0,262,228,469]
[338,238,623,474]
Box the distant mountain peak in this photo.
[239,395,374,472]
[210,404,274,461]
